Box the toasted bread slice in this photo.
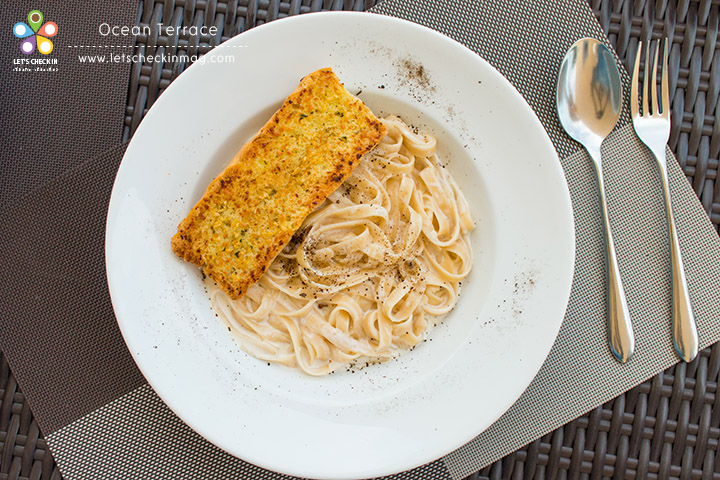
[171,68,386,299]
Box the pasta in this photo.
[208,116,475,375]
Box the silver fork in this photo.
[631,39,699,362]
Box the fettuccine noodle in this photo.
[209,116,474,375]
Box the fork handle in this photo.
[589,147,635,363]
[657,159,699,362]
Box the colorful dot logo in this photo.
[13,10,58,55]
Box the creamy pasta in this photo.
[209,116,474,375]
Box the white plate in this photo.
[106,12,574,480]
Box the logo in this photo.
[13,10,57,55]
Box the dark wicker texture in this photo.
[0,354,61,480]
[1,1,719,479]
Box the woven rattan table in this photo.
[1,1,719,479]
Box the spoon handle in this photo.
[588,147,635,363]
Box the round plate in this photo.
[106,12,574,480]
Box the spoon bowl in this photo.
[558,39,623,145]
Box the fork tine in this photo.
[661,38,670,119]
[631,42,642,117]
[642,41,650,116]
[651,41,660,116]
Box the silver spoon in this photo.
[557,38,634,363]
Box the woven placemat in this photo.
[1,1,719,479]
[0,3,134,211]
